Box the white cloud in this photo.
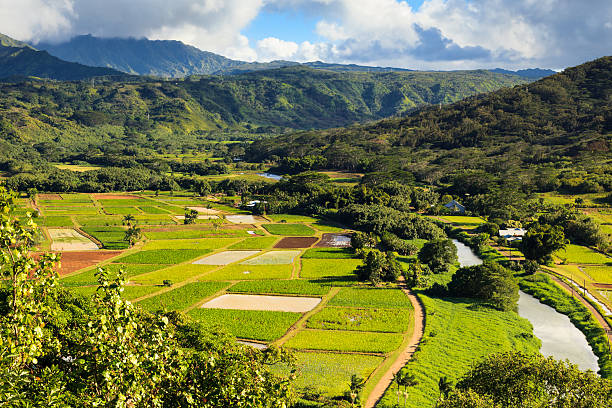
[256,37,299,61]
[0,0,74,43]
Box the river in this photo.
[451,239,600,372]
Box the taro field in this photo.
[15,191,417,402]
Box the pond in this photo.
[257,172,282,181]
[451,239,600,372]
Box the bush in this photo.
[418,239,458,273]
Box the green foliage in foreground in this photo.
[137,281,228,312]
[284,329,403,354]
[518,273,612,377]
[262,223,316,236]
[188,308,301,341]
[228,280,330,296]
[307,306,413,333]
[329,287,412,308]
[440,352,612,408]
[377,295,540,408]
[118,249,212,265]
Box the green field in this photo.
[137,281,228,311]
[228,280,330,296]
[228,237,279,249]
[199,264,293,281]
[284,329,403,353]
[329,288,412,308]
[141,238,240,250]
[41,216,74,227]
[307,307,413,333]
[262,223,316,236]
[69,285,162,300]
[582,265,612,284]
[81,226,129,249]
[188,308,301,341]
[301,247,356,259]
[104,207,142,215]
[130,264,217,285]
[556,244,611,264]
[267,214,318,223]
[144,228,250,240]
[276,352,383,397]
[376,295,540,408]
[98,199,150,207]
[61,264,164,287]
[118,249,211,265]
[241,251,300,265]
[138,206,170,214]
[300,259,361,279]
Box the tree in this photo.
[442,352,612,408]
[521,223,566,264]
[347,374,365,406]
[437,376,453,406]
[471,233,489,250]
[447,262,519,311]
[355,249,403,284]
[404,261,431,289]
[184,208,198,225]
[122,214,135,227]
[395,369,418,408]
[418,239,458,273]
[124,225,142,247]
[350,231,377,251]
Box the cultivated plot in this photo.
[193,250,260,265]
[274,237,319,248]
[284,329,404,354]
[48,229,99,251]
[316,233,352,247]
[228,280,330,296]
[200,294,321,313]
[199,264,293,281]
[225,214,261,224]
[241,250,301,265]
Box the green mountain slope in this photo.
[0,34,124,80]
[246,57,612,180]
[38,35,245,78]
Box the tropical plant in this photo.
[124,225,142,247]
[184,208,198,225]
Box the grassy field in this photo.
[137,281,228,311]
[81,226,129,249]
[144,229,251,240]
[198,264,293,281]
[328,288,412,309]
[582,265,612,284]
[306,307,413,333]
[267,214,318,223]
[118,249,211,265]
[228,237,279,249]
[98,199,150,207]
[556,244,611,264]
[130,264,217,285]
[275,352,383,397]
[103,207,142,215]
[376,295,540,408]
[262,223,316,236]
[61,264,164,286]
[284,329,404,353]
[301,248,356,259]
[300,259,361,279]
[188,308,301,341]
[141,238,240,250]
[138,206,171,214]
[228,280,330,296]
[41,216,74,227]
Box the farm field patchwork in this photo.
[103,207,142,215]
[302,247,356,259]
[262,223,316,236]
[228,237,279,249]
[144,228,251,240]
[284,329,404,353]
[188,308,301,341]
[267,214,318,223]
[228,280,330,296]
[81,226,129,249]
[306,306,413,333]
[582,265,612,284]
[41,216,74,227]
[193,250,260,265]
[241,250,301,265]
[556,244,611,264]
[137,281,228,311]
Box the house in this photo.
[444,200,465,214]
[499,228,526,241]
[244,200,267,208]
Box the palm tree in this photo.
[122,214,135,227]
[436,376,453,406]
[396,370,418,408]
[348,374,365,406]
[124,225,142,247]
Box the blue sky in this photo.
[5,0,612,70]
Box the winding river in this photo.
[451,239,600,372]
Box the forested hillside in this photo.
[0,66,527,165]
[247,57,612,191]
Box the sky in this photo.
[1,0,612,70]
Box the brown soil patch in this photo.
[593,283,612,290]
[315,233,353,248]
[38,194,62,200]
[93,194,142,199]
[34,251,123,275]
[274,237,319,248]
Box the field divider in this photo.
[273,287,341,347]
